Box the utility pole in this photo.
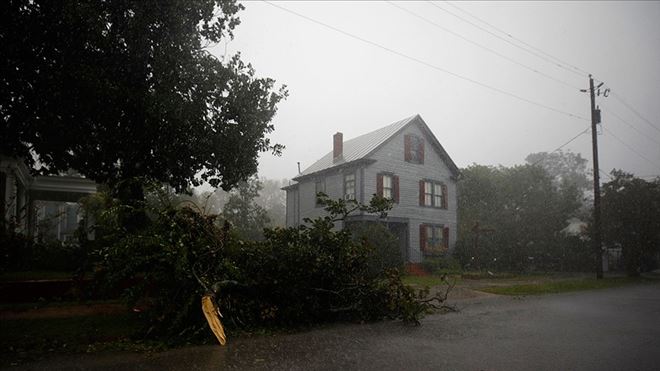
[589,74,604,279]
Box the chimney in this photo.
[333,132,343,161]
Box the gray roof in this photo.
[293,114,459,182]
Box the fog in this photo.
[210,1,660,181]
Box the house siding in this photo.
[285,165,365,229]
[284,116,458,264]
[364,122,457,263]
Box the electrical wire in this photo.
[530,126,590,166]
[386,1,582,90]
[427,1,587,78]
[263,1,589,122]
[610,91,660,134]
[442,1,591,77]
[601,107,660,147]
[599,168,614,181]
[603,127,660,171]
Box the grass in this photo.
[0,313,147,366]
[478,276,649,296]
[0,270,74,281]
[403,275,459,287]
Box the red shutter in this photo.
[443,227,449,250]
[419,180,425,206]
[441,184,448,209]
[420,224,427,253]
[393,175,400,203]
[419,140,425,164]
[404,135,411,162]
[376,174,383,197]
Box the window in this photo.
[419,180,447,208]
[344,173,356,200]
[420,224,448,255]
[377,173,399,203]
[405,134,424,164]
[383,175,392,199]
[315,179,325,207]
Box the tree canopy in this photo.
[455,162,588,271]
[525,150,590,192]
[601,171,660,275]
[1,0,286,191]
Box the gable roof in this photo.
[293,114,459,181]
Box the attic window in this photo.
[404,134,424,164]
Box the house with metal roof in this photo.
[283,114,459,263]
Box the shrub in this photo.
[1,226,85,273]
[92,185,442,342]
[421,256,462,275]
[346,222,403,276]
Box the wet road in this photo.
[12,283,660,370]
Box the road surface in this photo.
[10,283,660,370]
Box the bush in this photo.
[1,226,85,273]
[92,185,439,342]
[347,222,403,276]
[421,256,462,275]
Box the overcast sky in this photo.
[210,1,660,183]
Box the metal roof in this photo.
[298,115,418,178]
[292,114,459,182]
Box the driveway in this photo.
[9,283,660,370]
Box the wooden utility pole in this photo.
[589,75,604,279]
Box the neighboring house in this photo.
[283,114,459,263]
[1,155,97,241]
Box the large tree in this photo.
[1,0,285,192]
[601,171,660,276]
[525,150,590,192]
[222,176,270,240]
[455,163,587,271]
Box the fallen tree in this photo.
[83,184,455,344]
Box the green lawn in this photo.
[478,277,648,296]
[0,313,147,366]
[403,275,460,287]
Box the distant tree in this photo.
[188,188,230,216]
[222,176,270,240]
[601,171,660,276]
[455,163,587,271]
[525,150,591,192]
[1,0,286,197]
[256,178,288,227]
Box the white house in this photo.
[283,114,459,263]
[1,155,97,241]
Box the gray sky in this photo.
[210,1,660,182]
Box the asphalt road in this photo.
[11,283,660,370]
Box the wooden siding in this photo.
[285,165,365,229]
[284,120,457,263]
[364,121,457,263]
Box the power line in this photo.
[601,107,660,147]
[442,1,591,77]
[610,91,660,135]
[427,1,587,79]
[263,1,589,122]
[599,168,614,181]
[531,126,590,166]
[386,2,582,91]
[603,126,660,171]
